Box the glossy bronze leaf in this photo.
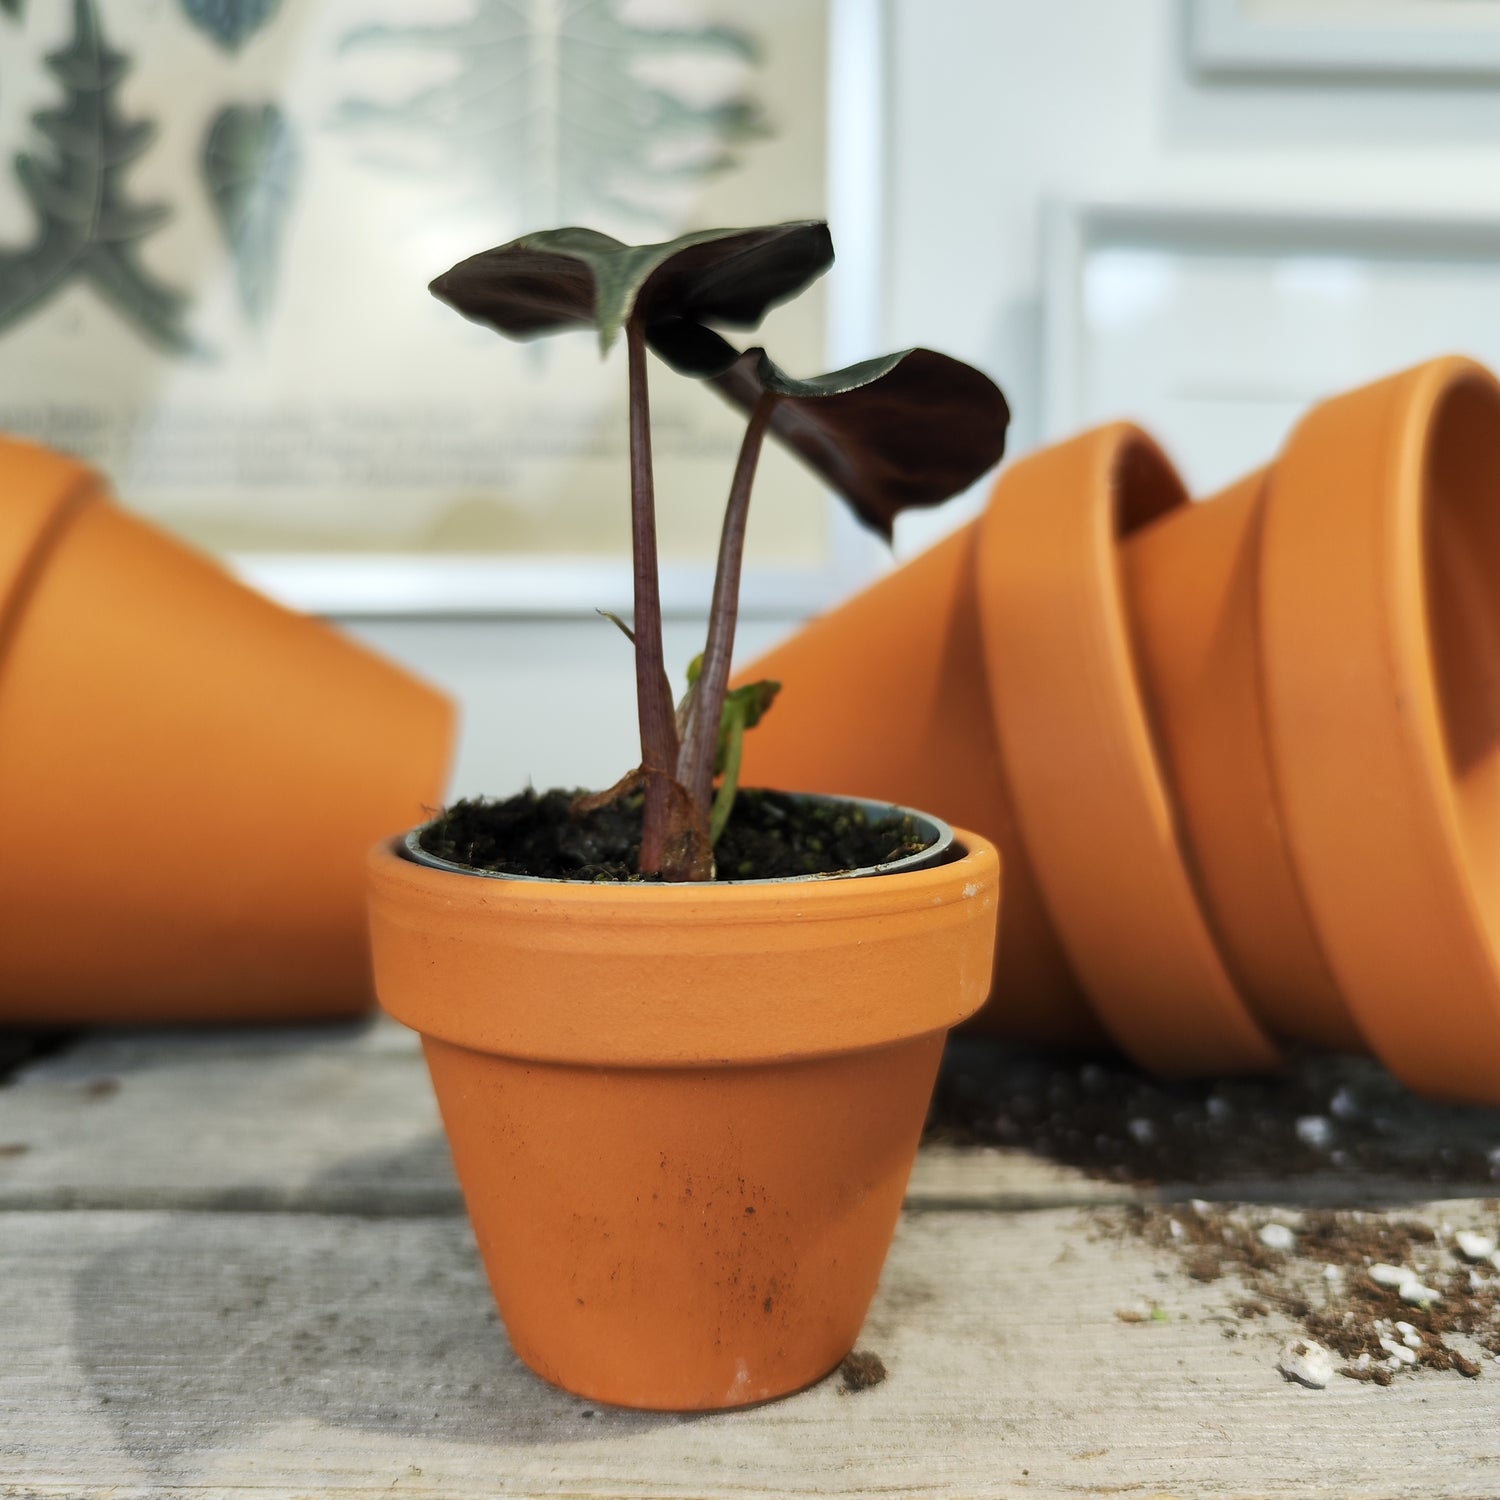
[651,330,1010,540]
[429,221,832,353]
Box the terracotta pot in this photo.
[367,820,1000,1411]
[1251,357,1500,1102]
[1121,470,1358,1053]
[976,425,1280,1076]
[0,437,455,1024]
[734,506,1100,1048]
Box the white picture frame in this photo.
[1043,199,1500,498]
[1187,0,1500,80]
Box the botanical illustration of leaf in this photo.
[335,0,769,232]
[202,103,298,325]
[180,0,281,53]
[0,0,199,354]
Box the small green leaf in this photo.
[715,678,779,775]
[430,221,833,355]
[202,102,299,324]
[651,333,1011,540]
[597,609,636,645]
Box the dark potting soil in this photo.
[839,1350,888,1392]
[926,1037,1500,1189]
[415,787,935,882]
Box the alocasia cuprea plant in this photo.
[431,221,1009,881]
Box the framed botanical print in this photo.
[0,0,887,614]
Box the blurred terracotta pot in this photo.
[0,438,454,1023]
[366,821,999,1411]
[1122,469,1358,1053]
[735,473,1098,1049]
[976,427,1280,1076]
[1249,357,1500,1103]
[738,424,1278,1074]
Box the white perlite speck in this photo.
[1400,1280,1441,1306]
[1380,1336,1418,1367]
[1279,1339,1336,1389]
[1396,1321,1424,1350]
[1456,1230,1497,1262]
[1369,1263,1409,1288]
[1127,1118,1156,1145]
[1259,1223,1296,1252]
[1295,1115,1333,1149]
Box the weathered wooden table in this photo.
[5,1018,1500,1498]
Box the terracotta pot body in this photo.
[367,828,1000,1410]
[735,515,1098,1047]
[1253,357,1500,1102]
[0,438,455,1023]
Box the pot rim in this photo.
[0,440,100,686]
[400,789,956,885]
[366,826,1001,1066]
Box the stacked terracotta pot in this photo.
[739,355,1500,1106]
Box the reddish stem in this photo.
[626,316,680,873]
[678,390,778,813]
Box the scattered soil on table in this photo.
[929,1039,1500,1381]
[927,1038,1500,1188]
[416,787,934,882]
[839,1350,888,1392]
[1098,1201,1498,1382]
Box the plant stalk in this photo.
[626,316,681,872]
[678,390,779,814]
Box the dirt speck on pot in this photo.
[839,1350,887,1392]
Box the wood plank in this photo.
[6,1205,1500,1499]
[0,1020,1118,1214]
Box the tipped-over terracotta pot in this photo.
[976,426,1280,1076]
[1251,357,1500,1103]
[738,425,1278,1074]
[734,488,1098,1049]
[367,817,1000,1411]
[0,437,455,1023]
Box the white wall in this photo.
[357,0,1500,798]
[888,0,1500,550]
[350,615,800,798]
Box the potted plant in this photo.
[365,221,1007,1410]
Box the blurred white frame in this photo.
[232,0,888,621]
[1187,0,1500,79]
[1043,200,1500,496]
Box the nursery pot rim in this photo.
[400,789,956,884]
